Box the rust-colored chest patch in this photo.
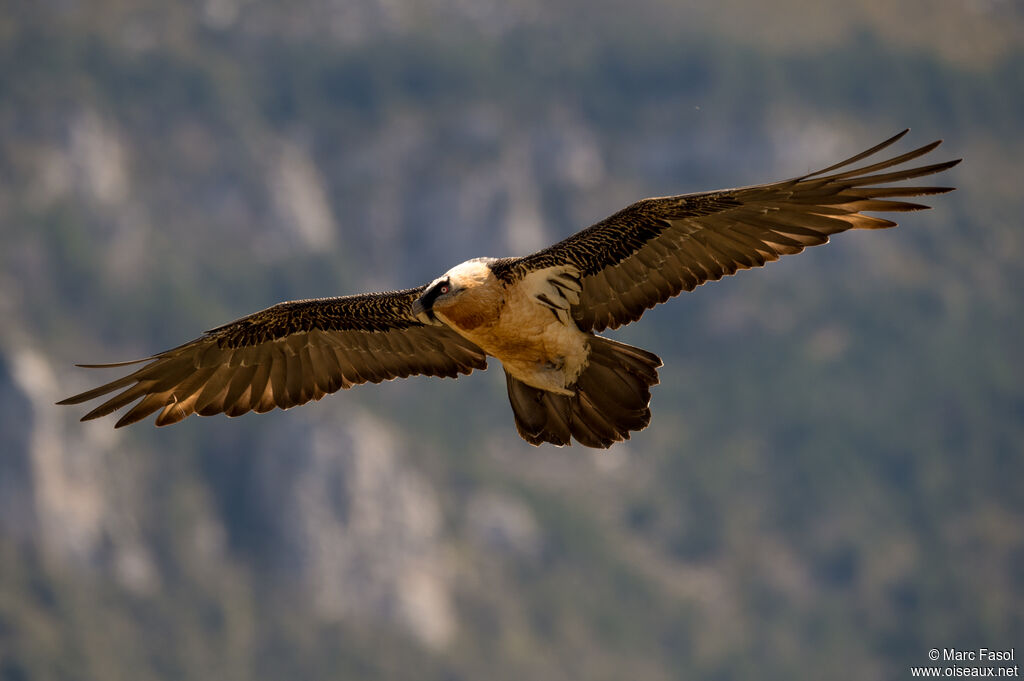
[442,303,494,331]
[436,286,503,332]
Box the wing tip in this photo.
[74,358,151,369]
[57,390,115,407]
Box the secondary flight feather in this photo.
[59,130,960,447]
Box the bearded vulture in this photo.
[59,131,959,448]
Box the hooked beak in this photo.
[411,296,437,325]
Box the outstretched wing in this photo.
[58,288,488,427]
[493,130,961,332]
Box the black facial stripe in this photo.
[419,279,451,310]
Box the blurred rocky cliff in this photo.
[1,1,1022,679]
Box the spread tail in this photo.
[505,336,661,448]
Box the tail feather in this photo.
[505,336,662,448]
[505,372,572,446]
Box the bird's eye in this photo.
[439,284,450,294]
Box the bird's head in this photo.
[412,275,454,324]
[412,259,498,326]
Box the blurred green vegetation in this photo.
[1,1,1022,680]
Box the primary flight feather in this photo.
[59,130,960,448]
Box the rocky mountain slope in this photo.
[1,2,1022,679]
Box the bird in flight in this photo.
[59,130,959,448]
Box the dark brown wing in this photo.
[58,287,488,428]
[492,130,961,332]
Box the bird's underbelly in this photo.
[440,301,589,395]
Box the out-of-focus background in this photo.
[1,1,1021,679]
